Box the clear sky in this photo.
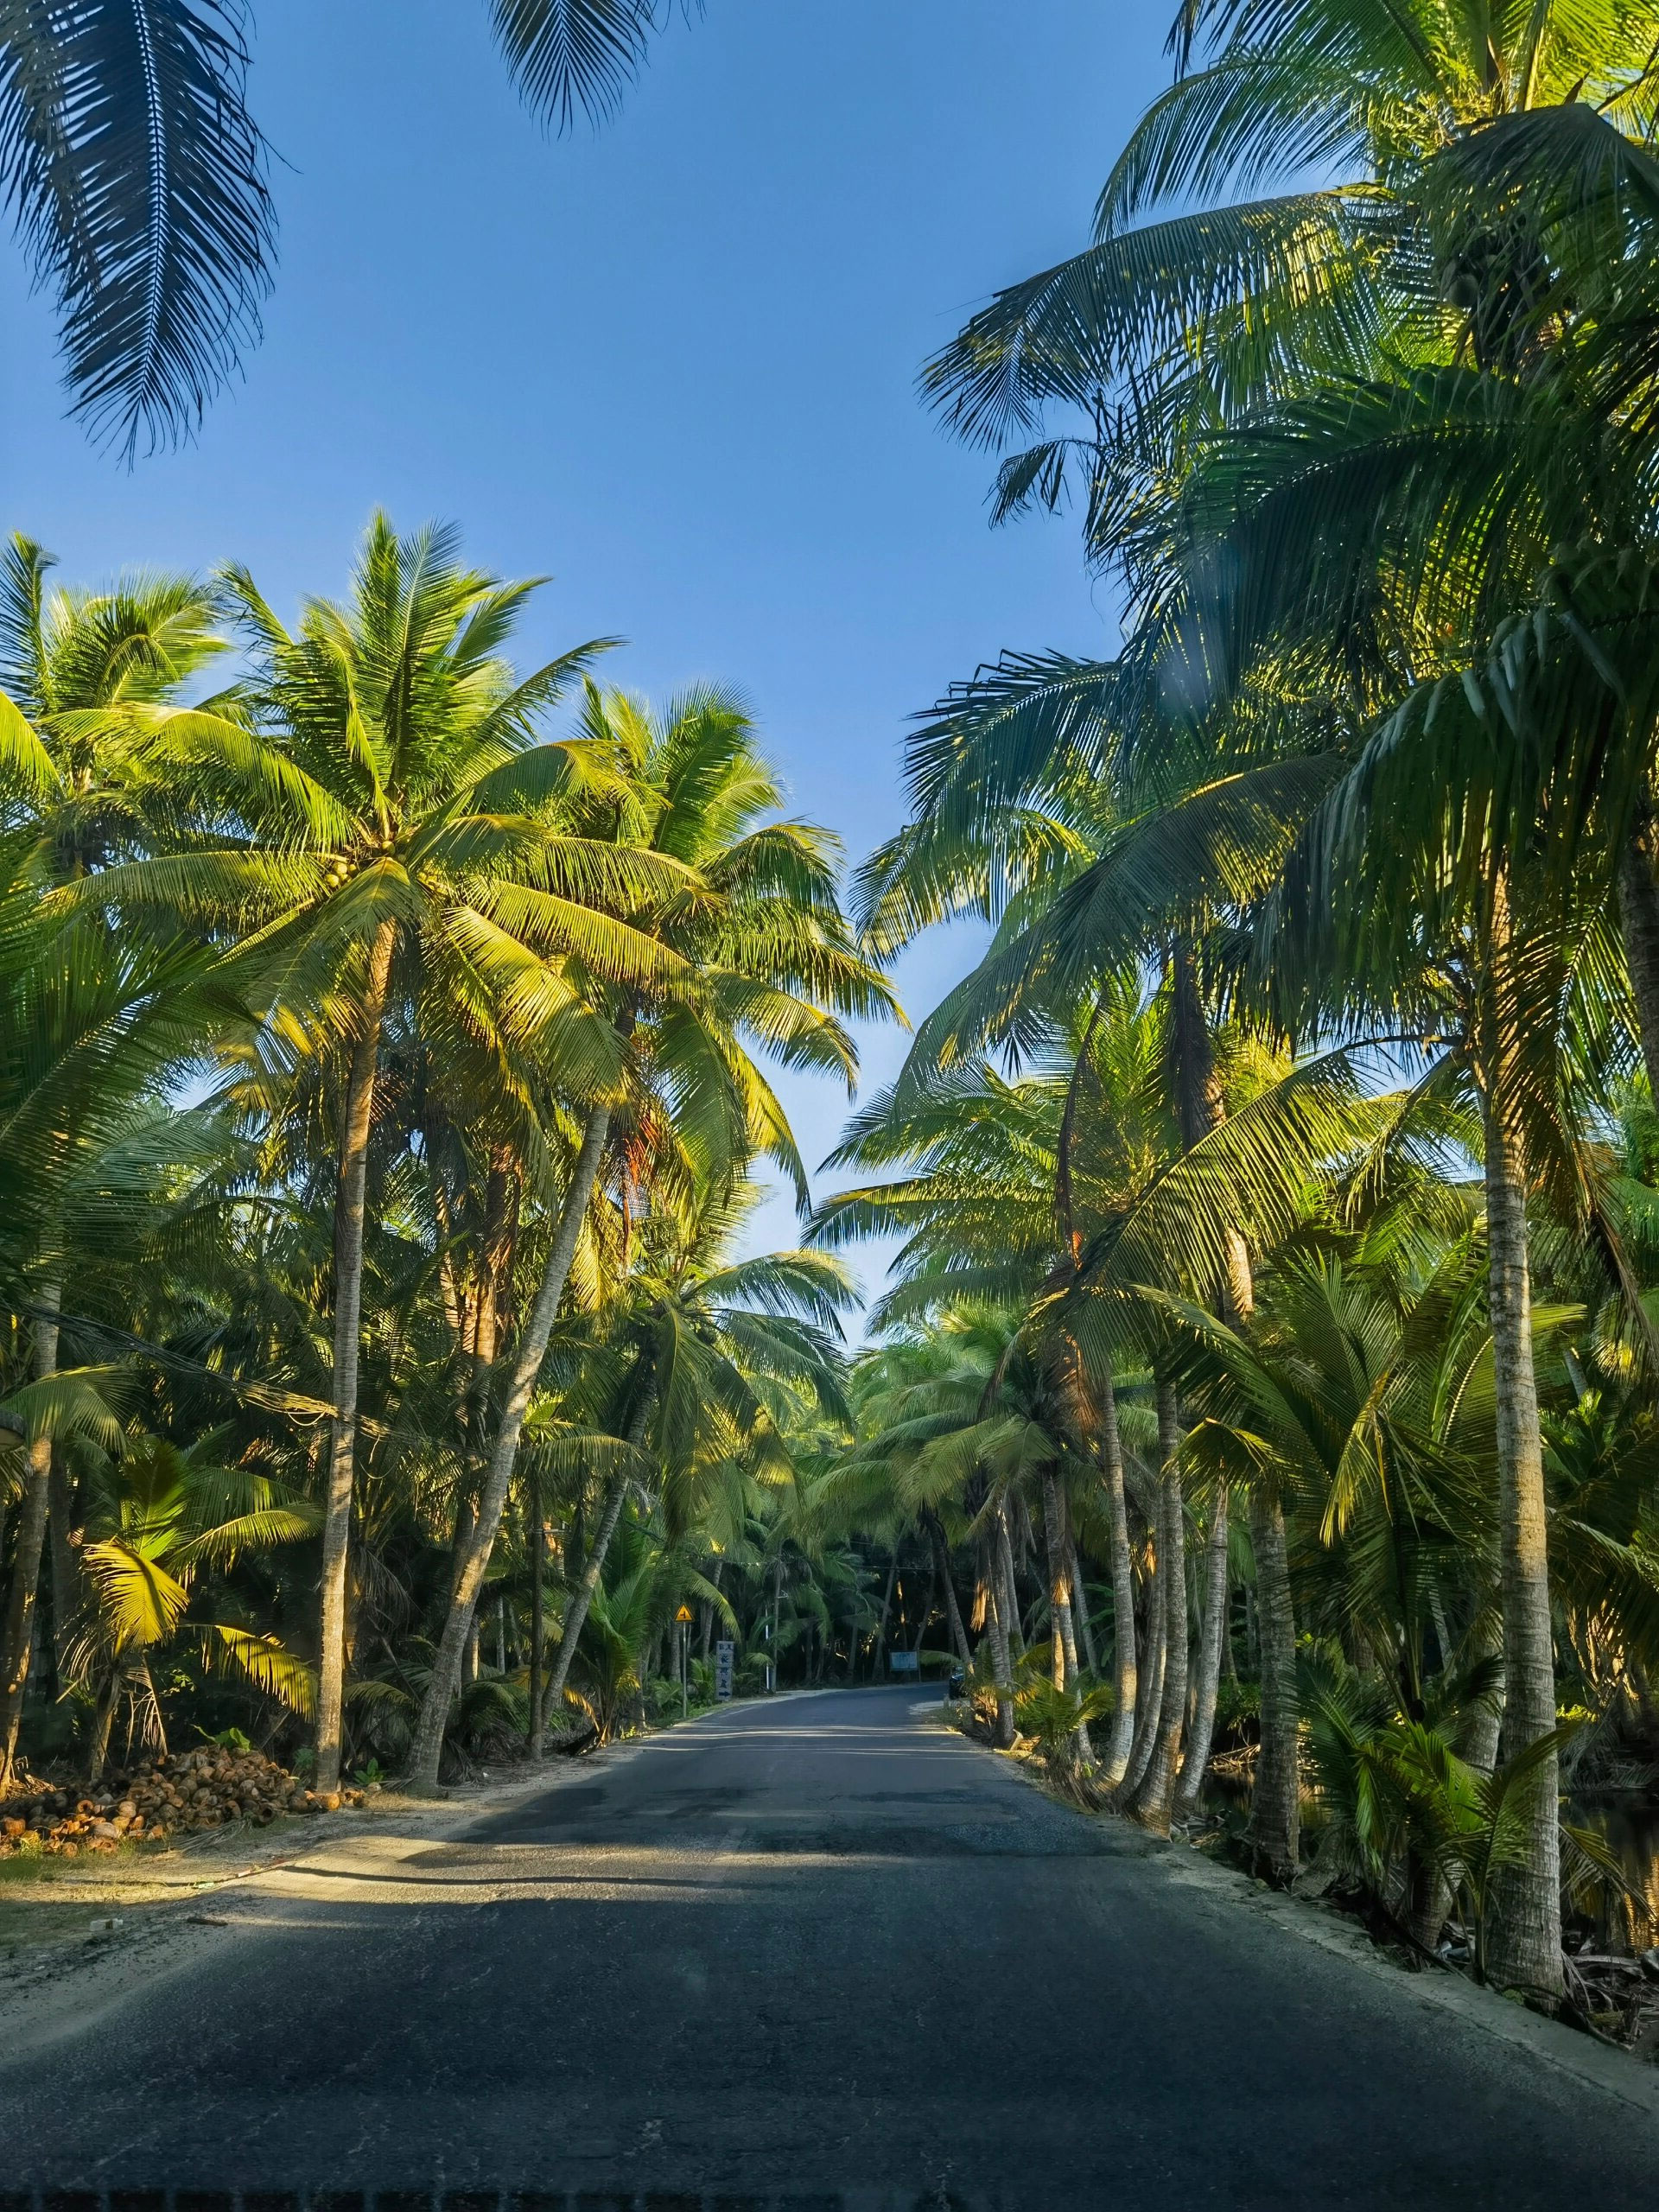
[0,0,1168,1303]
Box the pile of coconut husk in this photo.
[0,1744,365,1855]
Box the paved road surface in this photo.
[3,1687,1656,2206]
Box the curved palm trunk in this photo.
[0,1284,60,1785]
[1120,1526,1166,1802]
[48,1459,81,1681]
[998,1510,1025,1659]
[927,1511,973,1674]
[1176,1483,1230,1815]
[983,1516,1016,1747]
[1039,1470,1094,1764]
[1068,1537,1099,1677]
[1248,1488,1300,1878]
[527,1475,545,1758]
[1131,1378,1187,1832]
[405,1103,612,1790]
[1169,938,1295,1851]
[1098,1366,1138,1787]
[315,920,396,1796]
[538,1380,654,1737]
[1478,922,1562,1995]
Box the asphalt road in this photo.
[3,1685,1656,2207]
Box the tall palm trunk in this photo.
[998,1508,1025,1658]
[983,1514,1016,1747]
[539,1378,654,1735]
[1039,1470,1094,1763]
[1120,1522,1166,1801]
[406,1103,613,1790]
[315,918,396,1796]
[527,1474,545,1758]
[1131,1378,1187,1831]
[1249,1488,1300,1878]
[1098,1365,1138,1786]
[1478,888,1562,1997]
[1618,801,1659,1098]
[871,1549,897,1679]
[48,1459,80,1681]
[0,1284,60,1785]
[1176,1483,1229,1814]
[910,1555,937,1658]
[927,1511,973,1674]
[1068,1537,1099,1676]
[1172,943,1295,1869]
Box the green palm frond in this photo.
[207,1624,316,1716]
[488,0,698,130]
[5,0,277,456]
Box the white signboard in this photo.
[715,1639,735,1700]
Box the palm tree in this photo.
[73,517,696,1791]
[531,1182,859,1746]
[905,0,1659,1974]
[0,2,696,454]
[403,683,892,1787]
[812,982,1178,1782]
[0,831,215,1783]
[67,1432,318,1779]
[0,532,226,875]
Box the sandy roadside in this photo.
[0,1730,657,2037]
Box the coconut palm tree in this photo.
[67,517,699,1790]
[529,1180,859,1746]
[0,2,697,454]
[812,980,1179,1783]
[66,1432,318,1779]
[0,829,219,1783]
[0,533,226,876]
[403,684,893,1787]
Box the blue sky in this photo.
[0,0,1167,1301]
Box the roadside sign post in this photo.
[714,1638,734,1700]
[676,1605,693,1719]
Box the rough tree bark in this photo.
[315,918,397,1796]
[527,1474,545,1757]
[1176,1483,1230,1814]
[1478,884,1563,1999]
[1130,1377,1187,1832]
[1068,1535,1099,1677]
[1249,1488,1300,1878]
[1120,1513,1166,1802]
[0,1284,60,1785]
[1098,1363,1138,1786]
[984,1511,1016,1746]
[1039,1471,1095,1763]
